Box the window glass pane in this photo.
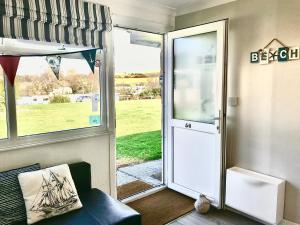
[15,51,102,136]
[0,71,7,139]
[173,32,217,124]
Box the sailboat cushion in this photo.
[18,164,83,224]
[0,163,40,225]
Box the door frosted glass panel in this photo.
[173,32,217,124]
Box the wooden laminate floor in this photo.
[168,208,263,225]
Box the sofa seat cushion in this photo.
[16,189,141,225]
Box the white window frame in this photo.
[0,38,111,151]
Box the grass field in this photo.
[115,77,158,86]
[0,102,101,137]
[115,99,161,137]
[0,107,7,139]
[115,99,161,165]
[0,99,162,164]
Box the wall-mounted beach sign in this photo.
[250,38,299,64]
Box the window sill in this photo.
[0,127,113,152]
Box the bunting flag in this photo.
[0,48,98,85]
[0,57,21,86]
[46,56,62,79]
[81,49,97,73]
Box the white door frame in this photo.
[113,27,167,201]
[164,20,228,208]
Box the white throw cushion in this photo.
[18,164,82,224]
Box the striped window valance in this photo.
[0,0,112,48]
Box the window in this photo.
[15,54,102,136]
[0,38,107,145]
[0,72,7,139]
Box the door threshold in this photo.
[121,184,167,204]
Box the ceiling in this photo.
[149,0,205,8]
[148,0,236,15]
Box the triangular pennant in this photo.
[0,56,21,86]
[81,49,97,73]
[46,55,62,79]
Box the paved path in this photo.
[117,159,162,186]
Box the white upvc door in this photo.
[165,20,227,208]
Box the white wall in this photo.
[0,135,112,193]
[176,0,300,223]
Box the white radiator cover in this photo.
[226,167,286,225]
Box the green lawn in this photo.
[116,131,161,162]
[0,107,7,139]
[0,102,101,137]
[115,99,161,137]
[0,99,162,164]
[115,99,161,165]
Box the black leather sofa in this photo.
[17,162,141,225]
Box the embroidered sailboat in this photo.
[30,171,78,215]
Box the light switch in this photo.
[228,97,239,107]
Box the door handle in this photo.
[214,110,221,133]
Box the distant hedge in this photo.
[139,88,161,99]
[50,95,70,103]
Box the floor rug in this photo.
[127,189,195,225]
[117,180,153,200]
